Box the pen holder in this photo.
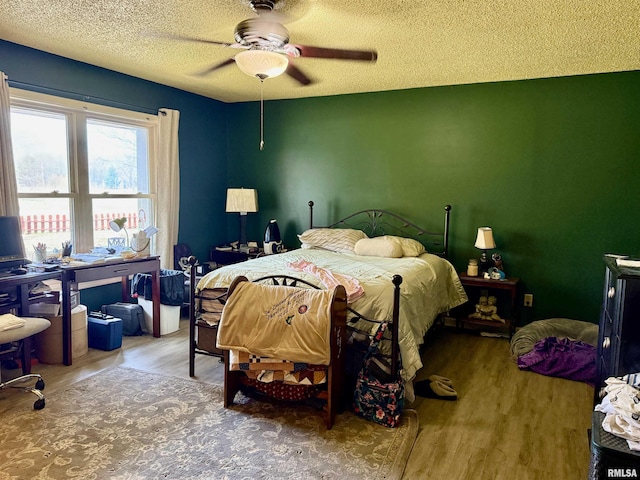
[34,248,47,263]
[62,245,72,257]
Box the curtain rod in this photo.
[7,79,162,115]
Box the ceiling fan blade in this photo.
[285,63,313,86]
[291,44,378,62]
[193,58,236,77]
[152,32,243,49]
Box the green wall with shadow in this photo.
[227,71,640,325]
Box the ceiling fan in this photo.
[166,0,378,85]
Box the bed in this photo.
[189,202,467,402]
[219,275,348,429]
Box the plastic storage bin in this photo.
[88,315,123,351]
[132,269,184,336]
[131,269,186,306]
[137,297,180,336]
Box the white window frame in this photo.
[9,88,158,254]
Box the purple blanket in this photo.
[517,336,596,385]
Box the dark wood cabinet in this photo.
[594,256,640,404]
[456,273,519,337]
[208,248,263,268]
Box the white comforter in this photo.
[197,248,467,383]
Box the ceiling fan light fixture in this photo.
[235,50,288,79]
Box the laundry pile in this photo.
[509,318,598,385]
[595,373,640,451]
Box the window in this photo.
[9,89,157,258]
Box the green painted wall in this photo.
[227,71,640,324]
[3,38,639,324]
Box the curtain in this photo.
[0,72,19,216]
[156,108,180,270]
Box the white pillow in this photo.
[381,235,426,257]
[354,237,403,258]
[298,228,368,253]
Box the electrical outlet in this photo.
[524,293,534,307]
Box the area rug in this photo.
[0,366,418,480]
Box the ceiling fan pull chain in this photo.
[259,78,265,151]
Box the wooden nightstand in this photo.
[456,273,520,337]
[208,248,264,268]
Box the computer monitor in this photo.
[0,216,28,271]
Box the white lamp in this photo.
[226,188,259,251]
[109,217,129,248]
[235,50,289,80]
[474,227,496,274]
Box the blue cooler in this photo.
[88,315,123,351]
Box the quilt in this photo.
[197,248,467,384]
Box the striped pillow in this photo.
[298,228,368,253]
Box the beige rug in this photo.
[0,366,418,479]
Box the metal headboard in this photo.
[308,201,452,258]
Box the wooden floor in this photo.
[405,327,593,480]
[1,317,593,479]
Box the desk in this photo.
[0,270,62,316]
[60,256,161,365]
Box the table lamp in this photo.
[474,227,496,274]
[109,217,129,248]
[226,188,258,252]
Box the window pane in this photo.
[11,91,156,256]
[18,198,72,261]
[87,120,149,194]
[11,109,70,194]
[92,198,153,249]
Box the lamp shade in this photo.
[226,188,259,214]
[234,50,289,79]
[474,227,496,250]
[109,217,127,232]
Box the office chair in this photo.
[0,315,51,410]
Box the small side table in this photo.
[457,273,520,337]
[208,248,264,268]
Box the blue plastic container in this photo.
[88,316,123,351]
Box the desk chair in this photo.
[0,316,51,410]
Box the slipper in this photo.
[414,380,458,400]
[428,374,454,387]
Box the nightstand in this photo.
[208,248,263,268]
[456,273,520,337]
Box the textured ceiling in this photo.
[0,0,638,103]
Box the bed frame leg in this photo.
[223,349,243,408]
[325,285,347,429]
[188,256,198,377]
